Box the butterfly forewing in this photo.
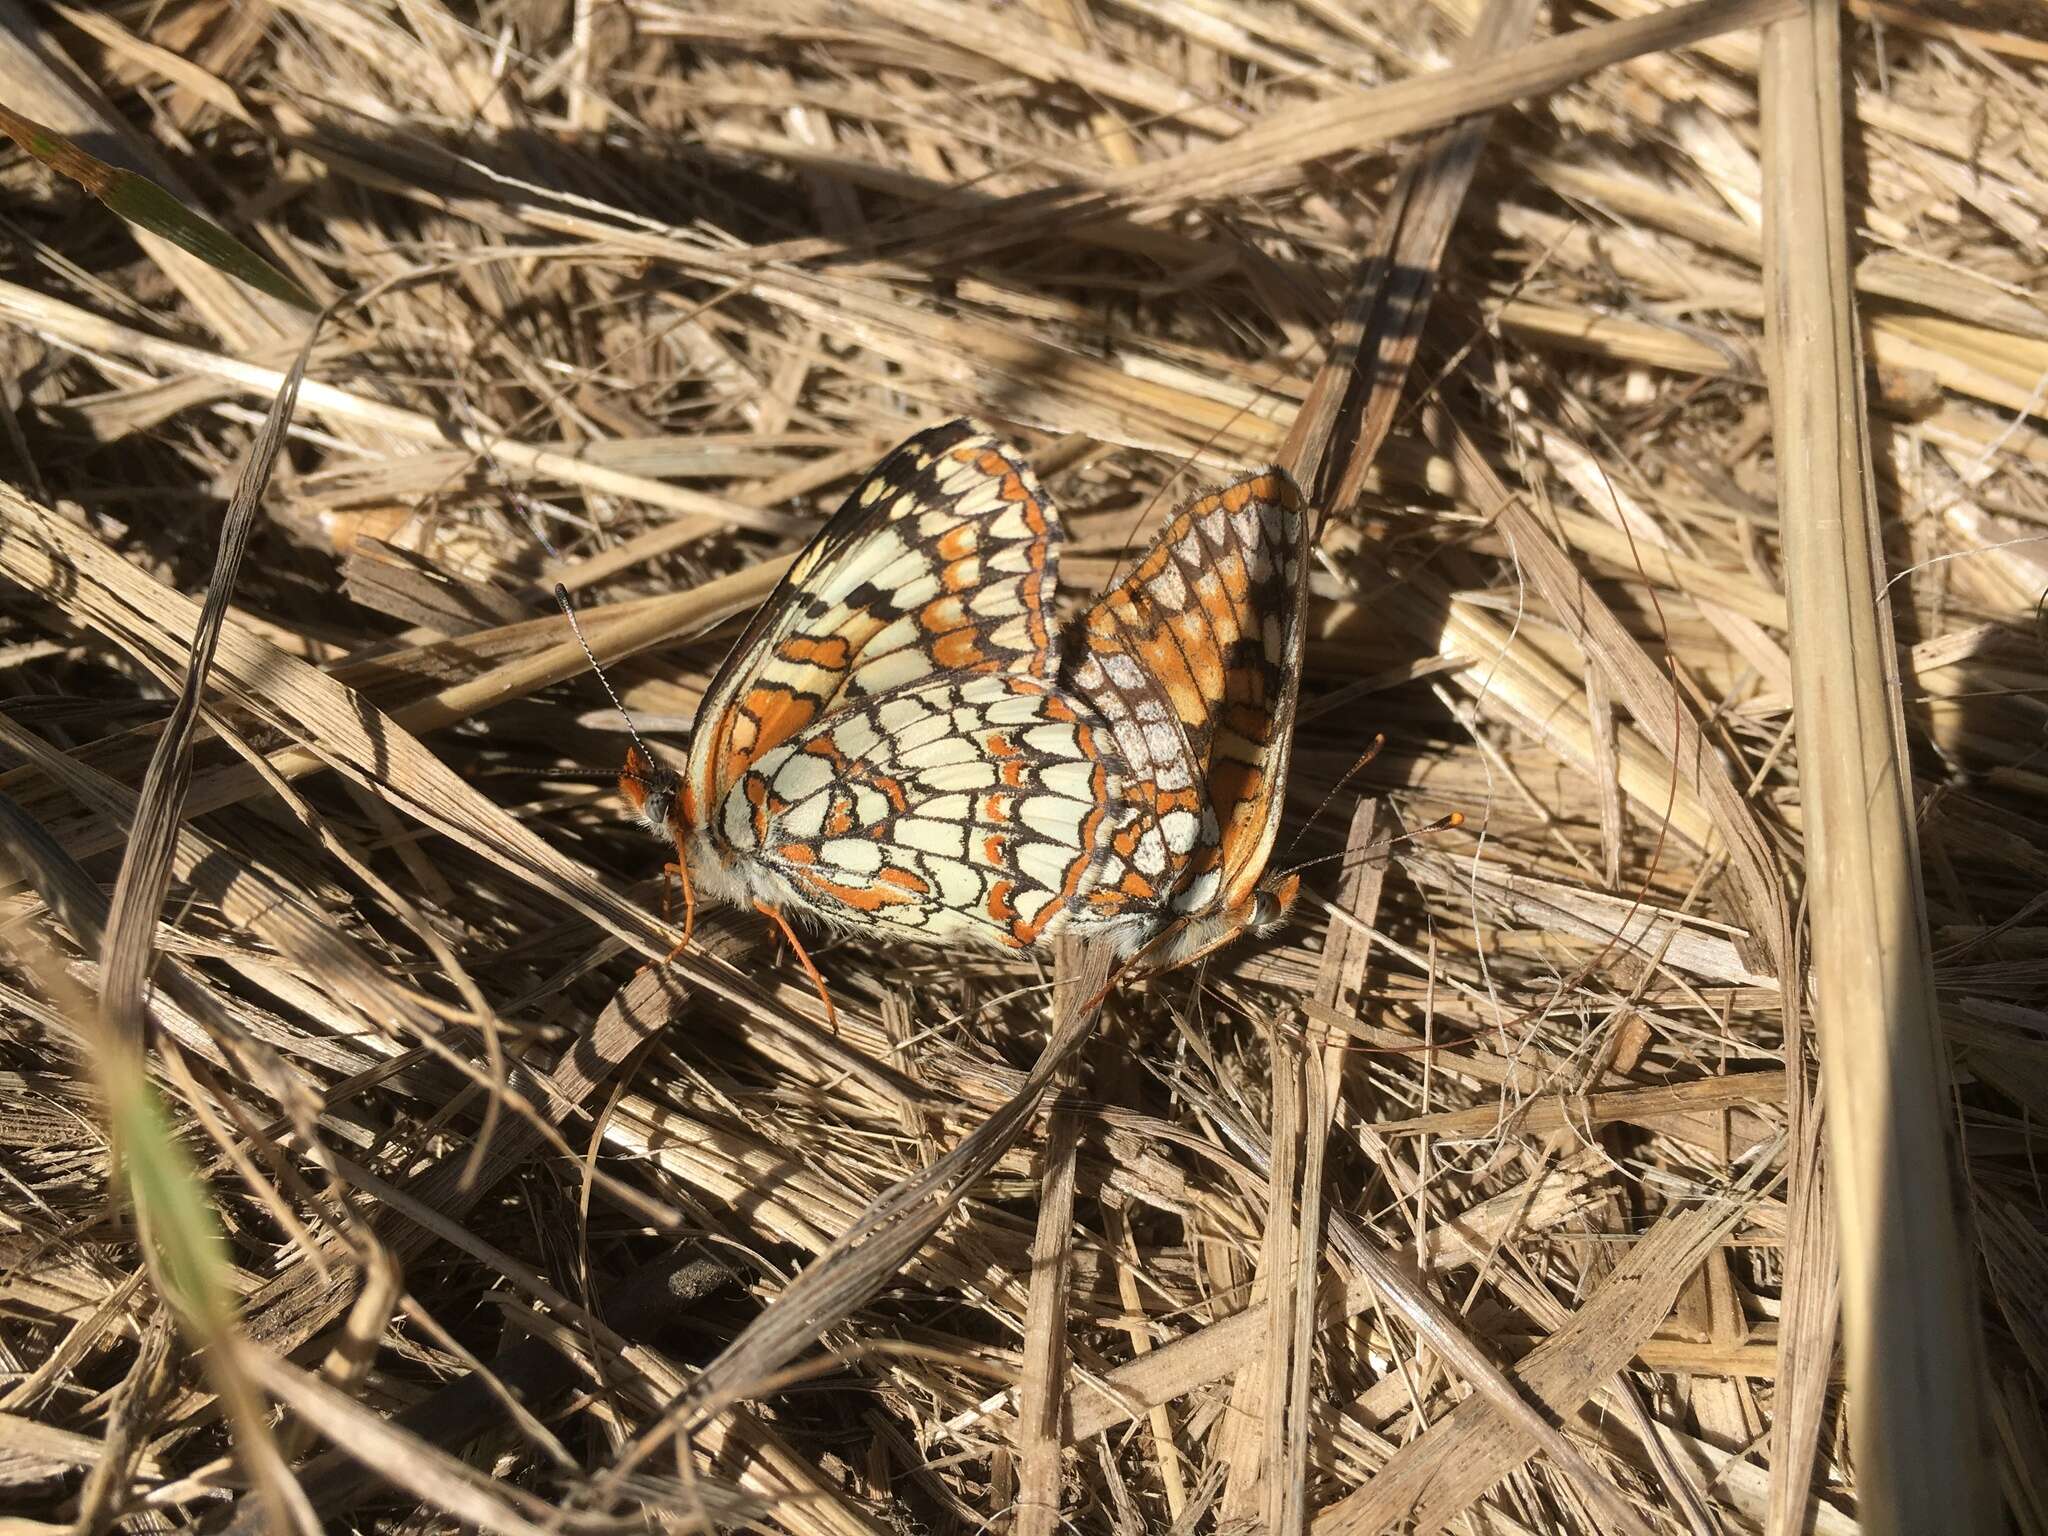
[684,419,1062,831]
[1066,470,1311,933]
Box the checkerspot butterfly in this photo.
[621,418,1310,976]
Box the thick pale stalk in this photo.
[1758,4,1996,1530]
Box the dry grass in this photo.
[0,0,2044,1532]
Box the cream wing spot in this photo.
[951,479,1004,514]
[1020,795,1087,844]
[1017,840,1075,891]
[1040,761,1097,800]
[781,794,828,839]
[1103,653,1146,690]
[833,715,882,759]
[864,614,921,656]
[921,759,999,793]
[878,695,933,734]
[722,793,755,847]
[1158,808,1201,855]
[872,548,931,592]
[969,581,1023,617]
[857,649,934,695]
[898,818,967,858]
[771,751,834,801]
[985,545,1034,575]
[1014,887,1058,924]
[823,838,884,875]
[935,860,984,908]
[988,504,1044,540]
[900,735,981,771]
[892,573,940,609]
[987,691,1050,726]
[890,712,953,755]
[1149,562,1188,609]
[1175,867,1222,912]
[1022,723,1080,759]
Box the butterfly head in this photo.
[619,746,683,836]
[620,745,701,944]
[1136,869,1302,973]
[1246,870,1302,935]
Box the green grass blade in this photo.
[0,102,317,313]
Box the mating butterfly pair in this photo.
[620,419,1310,975]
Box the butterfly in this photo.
[619,418,1311,990]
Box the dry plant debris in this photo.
[0,0,2044,1533]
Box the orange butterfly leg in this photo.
[638,862,694,973]
[667,872,692,966]
[753,899,838,1033]
[670,837,696,948]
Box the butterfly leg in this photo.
[630,862,686,967]
[660,882,690,967]
[654,861,681,925]
[753,899,839,1034]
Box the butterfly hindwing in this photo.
[729,673,1136,948]
[684,419,1063,832]
[1065,471,1311,927]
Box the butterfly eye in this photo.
[1249,872,1301,933]
[620,748,678,836]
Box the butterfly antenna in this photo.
[505,481,658,771]
[1281,734,1386,863]
[553,582,659,773]
[1279,809,1465,883]
[553,582,702,949]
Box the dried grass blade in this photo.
[93,347,321,1039]
[240,1350,668,1536]
[1207,1107,1654,1536]
[600,942,1119,1495]
[92,313,324,1535]
[1766,1006,1838,1536]
[1312,1183,1762,1534]
[1436,415,1793,979]
[1014,939,1092,1536]
[1281,0,1540,504]
[1758,6,1997,1531]
[1257,1033,1314,1535]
